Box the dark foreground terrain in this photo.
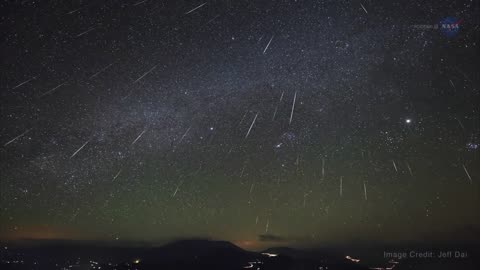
[1,239,478,270]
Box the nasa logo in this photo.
[439,17,462,37]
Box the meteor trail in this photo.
[185,3,206,15]
[131,129,147,145]
[172,180,184,197]
[178,126,192,144]
[239,165,245,177]
[4,128,32,147]
[289,91,297,124]
[455,118,465,130]
[70,139,91,158]
[133,0,148,6]
[363,181,368,201]
[12,76,37,90]
[263,35,274,54]
[239,111,248,126]
[40,82,67,97]
[392,160,398,172]
[112,170,122,181]
[133,65,157,83]
[340,176,343,197]
[406,162,413,177]
[245,113,258,139]
[76,27,96,37]
[462,164,472,184]
[272,91,284,120]
[90,63,115,79]
[321,158,325,179]
[360,3,368,14]
[449,79,456,91]
[66,7,83,14]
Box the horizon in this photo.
[2,231,479,251]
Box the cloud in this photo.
[258,234,288,242]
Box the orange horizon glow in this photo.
[0,225,87,241]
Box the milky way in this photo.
[1,0,479,249]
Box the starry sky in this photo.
[1,0,479,250]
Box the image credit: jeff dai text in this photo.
[383,250,469,260]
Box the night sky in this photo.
[1,0,479,250]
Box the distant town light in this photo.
[261,252,278,257]
[345,255,360,263]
